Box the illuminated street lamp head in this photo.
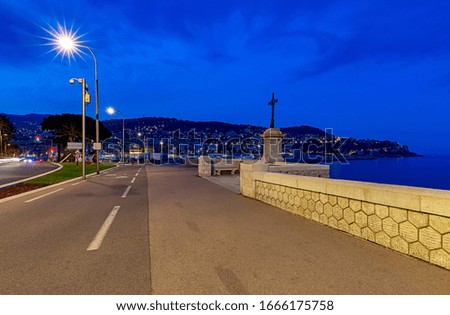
[106,107,116,115]
[58,35,75,51]
[42,22,85,61]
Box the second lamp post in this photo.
[70,78,90,179]
[106,107,125,165]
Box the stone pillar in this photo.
[240,161,269,198]
[262,128,284,163]
[198,156,212,177]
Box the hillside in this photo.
[3,113,49,128]
[2,113,418,157]
[3,113,326,137]
[102,116,325,137]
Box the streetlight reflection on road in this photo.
[106,107,125,166]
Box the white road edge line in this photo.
[87,206,121,251]
[0,162,63,190]
[25,188,64,203]
[131,177,136,184]
[122,185,132,198]
[135,173,139,177]
[72,181,82,186]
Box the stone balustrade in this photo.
[240,162,450,270]
[269,162,330,178]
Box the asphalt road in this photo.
[0,161,59,186]
[0,165,150,294]
[1,164,450,294]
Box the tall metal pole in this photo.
[144,136,147,164]
[83,46,100,174]
[81,78,87,180]
[122,116,125,166]
[106,107,125,166]
[95,76,99,173]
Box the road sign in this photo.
[67,142,83,150]
[93,142,101,150]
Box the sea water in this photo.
[329,155,450,191]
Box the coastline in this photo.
[285,152,423,164]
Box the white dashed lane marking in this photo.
[121,186,131,198]
[25,189,64,203]
[86,206,121,251]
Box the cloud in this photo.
[292,1,450,78]
[0,3,41,65]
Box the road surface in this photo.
[0,165,449,294]
[0,165,150,294]
[0,161,59,186]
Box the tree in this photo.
[41,114,112,161]
[59,122,82,143]
[0,115,15,157]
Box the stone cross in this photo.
[268,92,278,128]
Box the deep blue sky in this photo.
[1,0,450,154]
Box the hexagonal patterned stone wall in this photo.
[254,180,450,270]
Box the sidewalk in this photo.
[203,174,240,193]
[147,165,450,294]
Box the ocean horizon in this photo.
[330,154,450,191]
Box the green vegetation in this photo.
[0,114,18,157]
[41,114,112,161]
[25,163,116,186]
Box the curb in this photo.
[0,162,63,190]
[0,164,120,204]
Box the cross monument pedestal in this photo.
[262,92,284,163]
[262,127,284,163]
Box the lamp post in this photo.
[0,132,3,157]
[69,78,88,180]
[106,107,125,166]
[85,46,100,174]
[53,32,101,174]
[137,132,146,164]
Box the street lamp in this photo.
[69,77,88,180]
[137,132,146,164]
[0,133,4,156]
[51,27,101,174]
[106,107,125,166]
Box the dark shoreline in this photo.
[345,154,424,160]
[285,153,423,164]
